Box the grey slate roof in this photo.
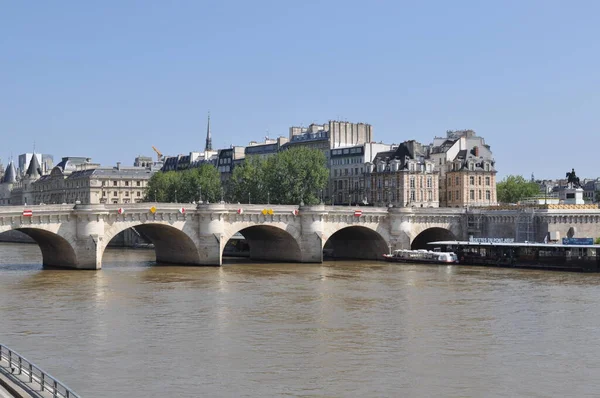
[67,167,155,180]
[1,161,17,184]
[25,154,42,179]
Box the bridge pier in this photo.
[73,204,108,269]
[298,205,327,263]
[196,204,226,266]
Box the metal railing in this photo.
[0,344,81,398]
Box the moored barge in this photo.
[428,241,600,272]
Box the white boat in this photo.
[383,249,458,264]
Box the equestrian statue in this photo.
[566,168,582,189]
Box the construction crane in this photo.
[152,146,163,161]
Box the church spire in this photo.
[205,112,212,151]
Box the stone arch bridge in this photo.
[1,203,599,269]
[0,203,466,269]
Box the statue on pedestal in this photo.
[566,168,581,189]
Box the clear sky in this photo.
[1,1,599,180]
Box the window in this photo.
[470,190,475,200]
[334,169,338,177]
[428,191,433,201]
[479,190,482,200]
[344,169,348,176]
[427,177,432,188]
[137,192,141,197]
[102,191,106,197]
[137,181,141,187]
[410,177,415,188]
[485,177,490,186]
[469,162,474,170]
[113,181,117,186]
[448,177,451,186]
[455,177,459,185]
[113,192,117,197]
[410,191,415,201]
[478,176,482,185]
[456,190,459,200]
[125,181,129,186]
[486,190,491,200]
[469,176,475,185]
[125,192,129,197]
[355,167,359,175]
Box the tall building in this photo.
[285,120,375,202]
[288,121,373,150]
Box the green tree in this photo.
[228,155,267,204]
[264,147,329,205]
[496,175,541,204]
[145,164,222,203]
[228,147,329,205]
[595,237,600,245]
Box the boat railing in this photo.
[0,344,81,398]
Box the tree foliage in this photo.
[146,164,222,203]
[496,175,541,204]
[228,147,329,205]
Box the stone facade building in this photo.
[368,141,439,208]
[444,150,497,207]
[30,157,154,205]
[428,130,497,207]
[329,142,394,205]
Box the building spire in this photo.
[205,111,212,151]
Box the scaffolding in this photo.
[467,209,483,235]
[515,208,536,242]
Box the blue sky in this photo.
[1,1,599,180]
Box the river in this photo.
[1,242,600,397]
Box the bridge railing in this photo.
[0,344,81,398]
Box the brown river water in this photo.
[1,242,600,397]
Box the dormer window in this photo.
[469,162,474,170]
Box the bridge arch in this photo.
[410,227,456,250]
[101,221,201,266]
[0,227,78,268]
[223,224,302,262]
[322,225,389,261]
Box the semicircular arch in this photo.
[322,225,389,261]
[0,226,78,268]
[101,220,201,266]
[411,227,457,250]
[223,222,302,262]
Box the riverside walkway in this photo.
[0,345,80,398]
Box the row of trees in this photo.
[145,153,563,206]
[145,147,329,205]
[145,164,222,203]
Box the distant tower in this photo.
[205,112,212,151]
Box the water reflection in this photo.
[2,243,600,397]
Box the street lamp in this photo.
[174,188,178,203]
[248,192,251,204]
[267,190,270,205]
